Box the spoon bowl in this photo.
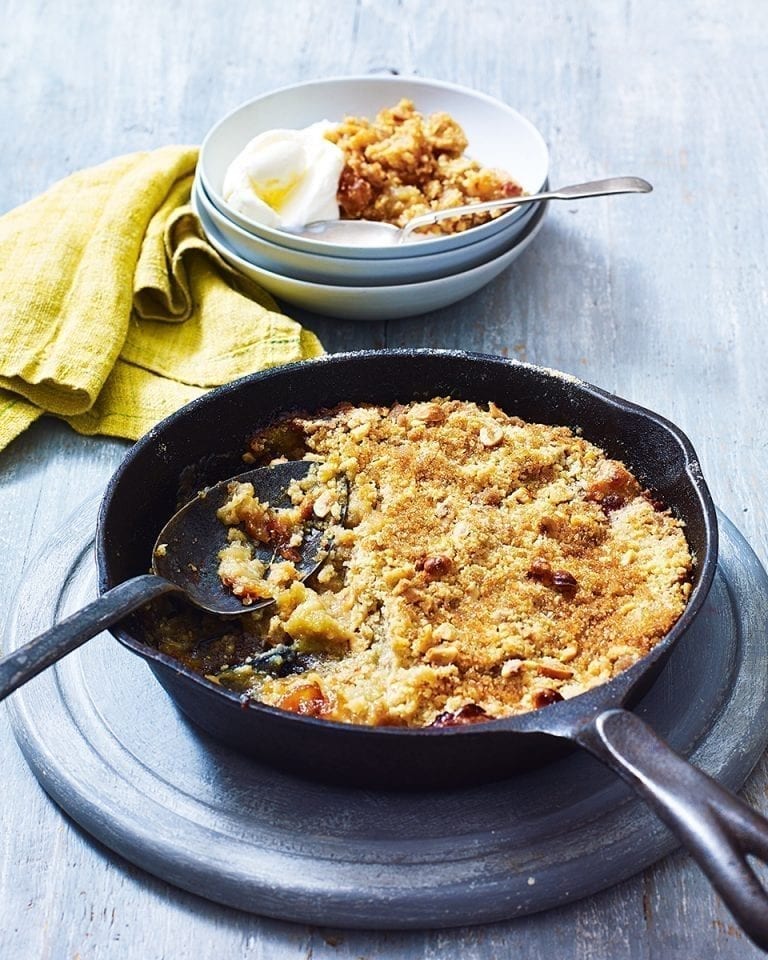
[0,460,333,700]
[152,460,336,615]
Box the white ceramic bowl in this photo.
[198,75,549,261]
[197,189,548,321]
[193,174,542,286]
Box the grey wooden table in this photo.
[2,1,767,957]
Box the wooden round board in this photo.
[5,495,768,930]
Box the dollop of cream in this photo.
[222,122,344,229]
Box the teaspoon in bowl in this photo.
[0,460,339,702]
[295,176,652,246]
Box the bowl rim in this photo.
[198,73,550,260]
[197,186,550,293]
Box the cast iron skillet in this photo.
[93,350,767,946]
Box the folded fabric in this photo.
[0,146,324,451]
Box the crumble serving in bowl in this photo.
[222,98,524,236]
[149,397,693,728]
[326,98,523,233]
[198,75,549,260]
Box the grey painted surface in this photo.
[1,1,767,957]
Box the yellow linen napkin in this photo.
[0,145,324,451]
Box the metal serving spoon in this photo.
[295,176,652,245]
[0,460,335,702]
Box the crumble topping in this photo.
[151,398,693,727]
[326,99,523,233]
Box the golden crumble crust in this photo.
[182,398,695,728]
[325,99,523,233]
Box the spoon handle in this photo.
[0,574,180,702]
[548,176,652,200]
[400,176,653,239]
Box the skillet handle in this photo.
[0,574,180,703]
[575,708,768,951]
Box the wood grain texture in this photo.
[1,0,767,957]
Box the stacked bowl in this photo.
[195,76,550,321]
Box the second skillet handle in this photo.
[575,708,768,951]
[0,574,180,703]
